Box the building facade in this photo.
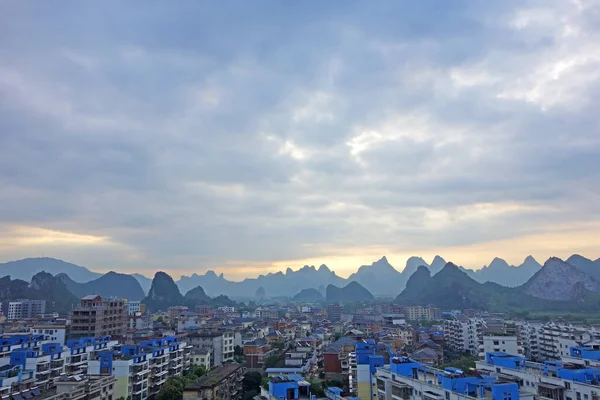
[183,363,243,400]
[70,295,127,339]
[7,300,46,320]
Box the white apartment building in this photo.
[444,318,484,355]
[126,300,142,315]
[30,325,67,345]
[517,321,597,362]
[7,300,46,320]
[187,329,235,367]
[191,349,212,371]
[482,335,521,357]
[87,337,191,400]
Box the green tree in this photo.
[157,377,186,400]
[189,364,206,379]
[243,371,263,393]
[234,345,243,356]
[243,390,258,400]
[261,377,270,390]
[308,379,326,397]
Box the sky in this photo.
[1,1,599,281]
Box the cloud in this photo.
[0,0,599,277]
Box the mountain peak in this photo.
[205,270,217,278]
[318,264,331,273]
[372,256,393,269]
[489,257,510,268]
[429,255,447,274]
[286,267,294,275]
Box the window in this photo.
[445,392,450,400]
[577,393,581,400]
[566,383,571,390]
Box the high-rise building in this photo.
[70,295,127,339]
[327,304,342,322]
[7,300,46,320]
[403,305,441,321]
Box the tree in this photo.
[308,379,326,397]
[234,345,243,356]
[243,371,263,393]
[157,377,186,400]
[261,377,270,390]
[189,364,206,379]
[264,354,280,368]
[243,390,258,400]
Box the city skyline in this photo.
[1,1,600,281]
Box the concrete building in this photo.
[183,363,243,400]
[244,338,273,371]
[375,356,530,400]
[476,348,600,400]
[126,300,142,315]
[444,317,484,355]
[327,304,342,322]
[88,336,190,400]
[187,329,234,367]
[37,374,116,400]
[191,349,211,371]
[482,335,521,357]
[7,300,46,320]
[128,314,153,331]
[517,320,596,362]
[261,374,312,400]
[404,306,441,321]
[30,324,67,345]
[70,295,127,339]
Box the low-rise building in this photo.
[191,349,211,371]
[183,363,243,400]
[243,338,273,371]
[187,329,234,367]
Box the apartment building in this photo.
[9,342,66,388]
[0,364,35,397]
[126,300,142,315]
[375,356,530,400]
[30,324,67,345]
[482,335,521,357]
[183,363,243,400]
[476,348,600,400]
[404,306,441,321]
[191,349,211,371]
[70,295,127,339]
[33,374,116,400]
[444,317,484,355]
[7,300,46,320]
[88,336,190,400]
[327,304,342,322]
[128,314,153,331]
[64,336,118,376]
[243,338,273,371]
[187,329,234,367]
[517,320,596,362]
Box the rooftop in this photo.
[185,363,242,389]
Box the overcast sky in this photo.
[1,1,599,281]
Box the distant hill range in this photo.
[326,282,374,303]
[395,257,600,312]
[143,271,238,312]
[58,272,145,301]
[0,272,79,314]
[1,254,598,301]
